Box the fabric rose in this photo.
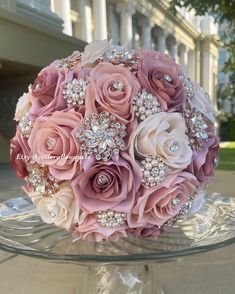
[80,39,112,67]
[129,112,192,172]
[73,213,127,241]
[10,130,30,179]
[186,131,219,187]
[190,82,216,123]
[85,62,140,125]
[137,49,186,111]
[25,182,80,231]
[15,91,31,121]
[130,172,199,227]
[71,152,142,214]
[28,110,83,180]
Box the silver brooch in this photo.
[97,210,127,228]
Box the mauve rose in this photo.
[186,132,219,187]
[73,213,127,241]
[136,49,186,111]
[71,152,142,214]
[85,62,140,125]
[130,172,199,227]
[25,182,81,231]
[28,110,83,180]
[10,130,30,179]
[30,63,89,118]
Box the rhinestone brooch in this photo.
[132,90,161,121]
[97,210,127,228]
[63,78,88,106]
[141,156,168,187]
[26,159,58,196]
[18,115,33,137]
[76,112,126,161]
[57,52,81,70]
[183,103,208,151]
[178,74,194,98]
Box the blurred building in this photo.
[0,0,220,163]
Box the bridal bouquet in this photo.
[11,40,219,241]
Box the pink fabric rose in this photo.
[85,62,140,125]
[186,130,219,187]
[10,130,30,179]
[137,49,186,111]
[129,172,199,227]
[71,152,142,214]
[73,213,127,241]
[30,63,89,118]
[28,110,83,180]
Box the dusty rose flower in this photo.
[130,172,199,227]
[15,91,31,121]
[25,182,80,231]
[129,112,192,172]
[186,131,219,187]
[73,213,127,241]
[28,110,83,180]
[10,130,30,179]
[85,62,140,125]
[71,153,142,214]
[137,49,186,111]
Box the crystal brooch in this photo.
[63,78,88,106]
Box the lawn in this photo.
[217,142,235,171]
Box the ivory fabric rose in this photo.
[186,132,219,187]
[137,49,186,111]
[71,152,142,214]
[190,82,216,123]
[25,182,80,231]
[85,62,140,125]
[130,172,199,227]
[73,213,127,241]
[15,91,31,121]
[80,39,112,67]
[10,130,30,179]
[129,112,192,172]
[28,110,83,180]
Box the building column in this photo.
[116,3,135,46]
[77,0,93,42]
[157,29,168,54]
[51,0,72,35]
[188,49,196,81]
[201,51,213,97]
[141,19,154,49]
[107,3,119,44]
[92,0,107,40]
[179,44,189,75]
[169,37,179,62]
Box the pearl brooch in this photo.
[141,156,168,187]
[18,115,33,137]
[132,90,161,121]
[76,112,126,161]
[63,78,88,106]
[97,210,127,228]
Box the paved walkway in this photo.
[0,165,235,294]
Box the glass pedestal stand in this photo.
[0,193,235,294]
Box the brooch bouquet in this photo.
[11,40,219,241]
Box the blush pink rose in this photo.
[73,213,127,241]
[136,49,186,111]
[28,110,83,180]
[130,172,199,227]
[71,152,142,214]
[186,130,219,187]
[30,63,89,118]
[85,62,140,125]
[10,130,30,179]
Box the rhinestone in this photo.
[169,142,179,152]
[164,74,173,83]
[48,210,56,217]
[172,197,180,206]
[112,80,123,90]
[46,137,56,150]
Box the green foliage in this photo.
[217,145,235,170]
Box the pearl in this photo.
[97,174,108,185]
[169,142,179,152]
[96,210,127,228]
